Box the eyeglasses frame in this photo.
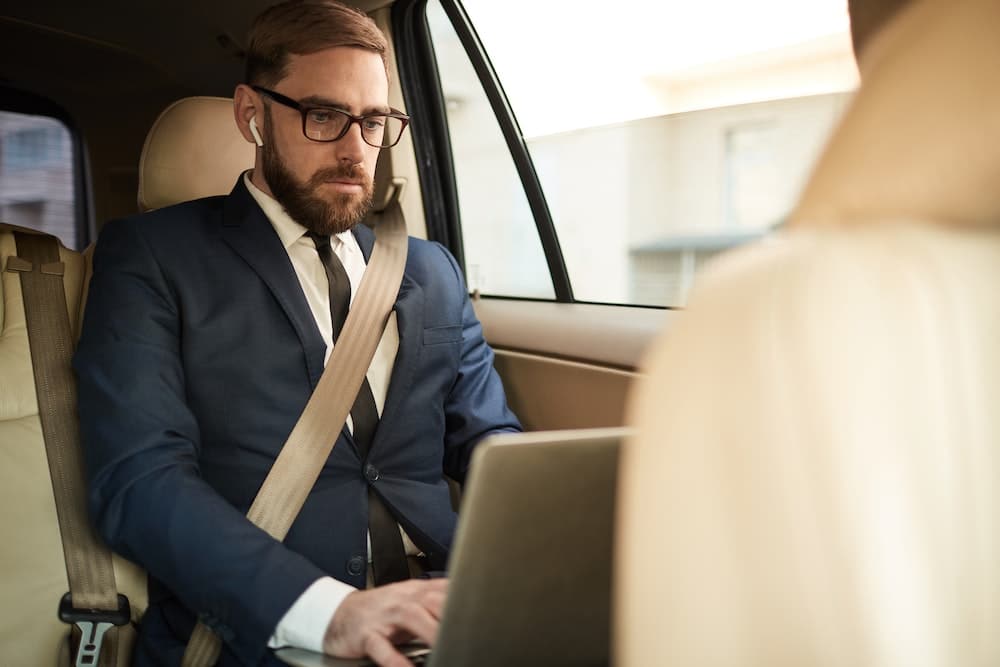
[250,84,410,148]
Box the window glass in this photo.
[427,1,554,299]
[0,111,80,249]
[431,0,858,306]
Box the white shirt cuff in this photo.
[267,576,356,652]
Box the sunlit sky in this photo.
[459,0,858,137]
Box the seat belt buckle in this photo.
[58,593,131,667]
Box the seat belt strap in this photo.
[182,199,409,666]
[8,231,130,667]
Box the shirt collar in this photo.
[244,171,358,254]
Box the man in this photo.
[74,1,521,665]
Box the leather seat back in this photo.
[0,224,146,665]
[615,0,1000,664]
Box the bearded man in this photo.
[73,2,520,665]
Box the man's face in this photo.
[257,47,387,235]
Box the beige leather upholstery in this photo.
[615,0,1000,664]
[138,96,255,212]
[0,224,146,665]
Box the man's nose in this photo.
[334,121,368,165]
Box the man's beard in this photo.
[261,130,374,236]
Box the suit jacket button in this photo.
[364,464,379,483]
[347,556,365,576]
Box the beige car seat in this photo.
[615,0,1000,664]
[0,224,146,666]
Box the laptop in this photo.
[276,427,627,667]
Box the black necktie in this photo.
[307,232,410,586]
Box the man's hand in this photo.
[323,578,448,666]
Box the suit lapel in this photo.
[351,222,375,261]
[220,178,327,387]
[375,274,423,449]
[353,224,425,451]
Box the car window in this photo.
[427,0,858,306]
[0,110,82,249]
[425,1,555,299]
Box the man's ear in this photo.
[233,84,262,147]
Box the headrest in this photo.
[138,96,255,212]
[793,0,1000,228]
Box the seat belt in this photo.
[182,196,409,666]
[8,230,131,667]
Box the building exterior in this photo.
[0,111,78,249]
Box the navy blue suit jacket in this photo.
[74,178,521,664]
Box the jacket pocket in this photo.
[423,324,461,346]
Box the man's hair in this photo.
[245,0,388,87]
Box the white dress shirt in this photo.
[243,175,416,652]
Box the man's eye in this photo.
[308,110,334,124]
[362,117,386,132]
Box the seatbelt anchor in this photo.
[58,593,131,667]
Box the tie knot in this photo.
[306,231,331,251]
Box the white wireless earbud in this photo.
[249,116,264,147]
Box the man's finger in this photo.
[421,578,449,593]
[401,602,443,645]
[324,579,452,660]
[363,632,413,667]
[422,589,447,620]
[400,577,448,596]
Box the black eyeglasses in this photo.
[251,85,410,148]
